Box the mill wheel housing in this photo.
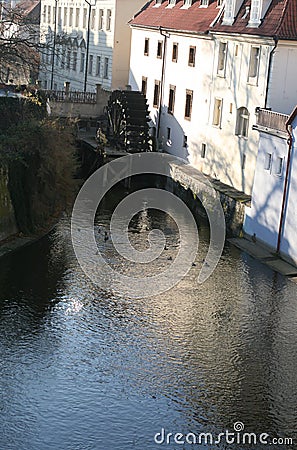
[106,90,151,153]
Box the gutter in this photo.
[130,23,209,37]
[276,120,293,254]
[264,35,278,108]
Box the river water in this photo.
[0,186,297,450]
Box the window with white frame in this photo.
[56,47,60,66]
[104,57,109,78]
[47,5,51,23]
[168,85,176,114]
[99,9,104,29]
[73,52,77,71]
[106,9,112,31]
[80,52,85,72]
[248,46,260,80]
[157,41,163,58]
[61,50,66,68]
[217,42,227,75]
[264,153,272,171]
[212,98,223,127]
[69,7,73,26]
[89,55,93,75]
[188,46,196,66]
[66,50,71,69]
[141,76,147,96]
[153,80,160,107]
[96,56,101,76]
[185,90,193,120]
[274,157,283,176]
[91,9,95,29]
[144,38,149,56]
[83,8,87,28]
[63,7,67,26]
[201,143,206,158]
[200,0,209,6]
[75,8,79,27]
[235,107,249,137]
[172,43,178,62]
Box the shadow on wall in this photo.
[151,105,190,161]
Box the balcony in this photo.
[255,108,289,135]
[45,90,97,104]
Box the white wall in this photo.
[244,132,288,249]
[111,0,145,90]
[267,42,297,115]
[280,115,297,263]
[129,27,273,194]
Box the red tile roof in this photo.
[130,0,220,34]
[130,0,297,39]
[276,0,297,39]
[212,0,297,39]
[16,0,40,20]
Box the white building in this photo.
[129,0,297,195]
[39,0,146,91]
[244,106,297,265]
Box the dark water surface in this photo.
[0,189,297,450]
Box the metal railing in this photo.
[256,108,289,133]
[45,90,96,104]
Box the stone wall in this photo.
[166,162,246,237]
[48,83,110,119]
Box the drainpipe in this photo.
[156,27,168,143]
[276,122,293,254]
[264,36,278,108]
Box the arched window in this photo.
[236,107,249,137]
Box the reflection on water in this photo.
[0,188,296,449]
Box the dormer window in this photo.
[222,0,243,25]
[200,0,209,6]
[155,0,163,6]
[184,0,192,6]
[217,0,223,6]
[248,0,272,27]
[169,0,176,4]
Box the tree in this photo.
[0,0,42,84]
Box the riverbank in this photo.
[229,235,297,278]
[0,213,63,259]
